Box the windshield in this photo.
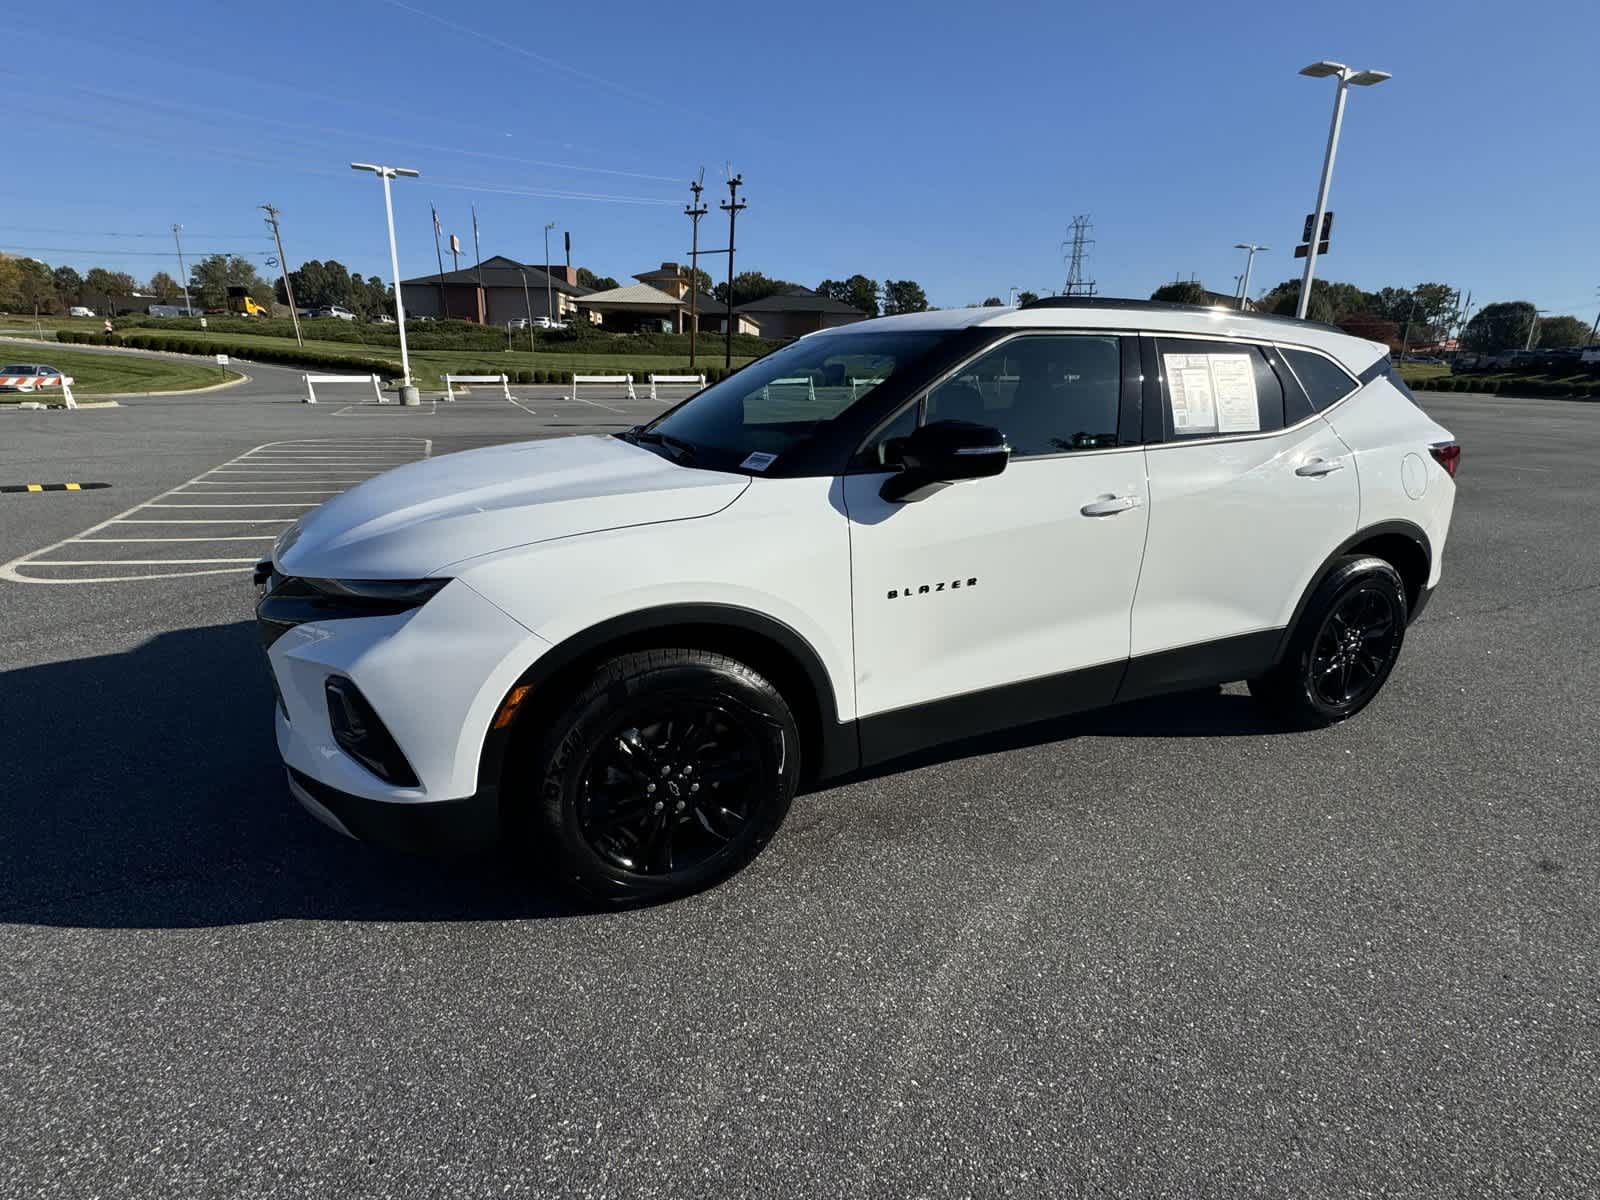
[640,331,945,471]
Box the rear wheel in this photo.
[519,649,800,904]
[1249,555,1408,728]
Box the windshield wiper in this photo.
[632,429,697,464]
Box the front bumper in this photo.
[261,576,549,841]
[287,767,499,853]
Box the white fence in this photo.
[444,373,512,403]
[646,373,705,401]
[303,373,384,405]
[762,376,816,403]
[570,373,637,402]
[0,374,76,409]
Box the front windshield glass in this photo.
[642,331,944,469]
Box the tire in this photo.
[1248,555,1409,729]
[519,649,801,904]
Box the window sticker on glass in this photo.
[740,451,778,471]
[1208,354,1260,433]
[1163,352,1261,435]
[1164,353,1217,433]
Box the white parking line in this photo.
[1,437,431,585]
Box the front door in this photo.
[842,333,1149,762]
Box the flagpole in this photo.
[431,204,449,321]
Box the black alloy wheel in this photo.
[576,702,766,875]
[1249,555,1409,728]
[1307,584,1403,709]
[523,649,801,903]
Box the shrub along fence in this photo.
[1411,373,1598,399]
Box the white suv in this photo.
[258,299,1459,902]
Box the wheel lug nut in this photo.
[682,764,693,776]
[675,801,685,811]
[660,765,671,777]
[690,782,699,793]
[647,783,656,794]
[653,801,664,812]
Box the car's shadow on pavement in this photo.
[2,622,1291,929]
[0,621,585,929]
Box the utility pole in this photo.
[172,223,193,316]
[719,172,746,370]
[519,270,535,351]
[1233,243,1268,310]
[471,205,486,323]
[350,162,420,392]
[260,204,304,347]
[543,222,556,325]
[1398,291,1419,361]
[431,205,449,320]
[685,172,708,368]
[1524,309,1548,352]
[1061,216,1096,296]
[1589,287,1599,345]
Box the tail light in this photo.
[1429,441,1461,477]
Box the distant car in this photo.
[68,306,95,318]
[507,317,531,331]
[326,306,357,321]
[0,363,63,393]
[372,314,396,325]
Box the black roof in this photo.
[399,255,585,296]
[736,287,864,315]
[1018,295,1342,334]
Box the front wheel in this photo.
[519,649,801,904]
[1249,555,1408,728]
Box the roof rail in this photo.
[1015,295,1343,334]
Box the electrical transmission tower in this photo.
[1061,215,1097,296]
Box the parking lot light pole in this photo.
[351,162,420,390]
[1233,243,1269,310]
[1295,62,1390,320]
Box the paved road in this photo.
[1,375,1596,1198]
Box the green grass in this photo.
[1397,363,1449,384]
[0,347,239,398]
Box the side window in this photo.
[1154,339,1285,439]
[1280,347,1358,411]
[924,335,1121,458]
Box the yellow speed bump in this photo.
[1,482,111,494]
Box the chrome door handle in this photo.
[1080,494,1143,517]
[1295,457,1345,477]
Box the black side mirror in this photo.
[880,419,1010,503]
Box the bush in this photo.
[515,369,533,384]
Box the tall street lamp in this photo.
[1294,61,1390,320]
[1233,243,1269,310]
[543,221,556,325]
[519,269,535,351]
[351,162,420,391]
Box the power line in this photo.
[0,245,272,258]
[0,225,267,241]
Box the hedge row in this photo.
[1421,375,1600,398]
[59,329,402,379]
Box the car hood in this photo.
[275,434,748,579]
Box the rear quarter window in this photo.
[1280,347,1359,411]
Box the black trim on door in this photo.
[1115,629,1282,703]
[857,661,1125,767]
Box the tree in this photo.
[1371,282,1458,344]
[576,266,620,291]
[189,254,270,310]
[83,267,139,308]
[147,271,182,302]
[1254,278,1373,325]
[1535,315,1590,348]
[1151,280,1211,305]
[883,279,930,315]
[687,266,714,297]
[712,271,802,308]
[1461,301,1536,354]
[52,265,83,305]
[1016,290,1040,305]
[980,296,1004,307]
[818,274,879,316]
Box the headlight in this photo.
[301,578,451,605]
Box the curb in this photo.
[0,335,253,397]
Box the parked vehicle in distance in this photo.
[68,306,95,318]
[148,305,187,318]
[507,317,531,331]
[259,298,1459,904]
[227,287,269,317]
[372,313,396,325]
[0,363,63,392]
[1580,346,1600,366]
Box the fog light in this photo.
[325,677,419,787]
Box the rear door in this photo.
[843,332,1149,759]
[1129,336,1359,667]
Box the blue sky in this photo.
[6,0,1596,320]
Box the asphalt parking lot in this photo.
[2,362,1597,1198]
